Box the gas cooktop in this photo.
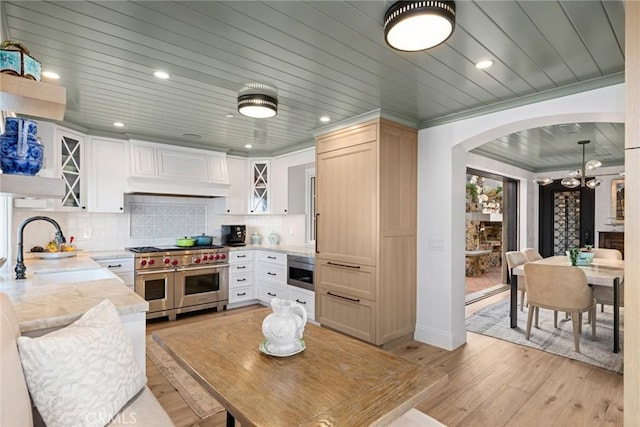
[127,245,225,253]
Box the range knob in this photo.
[194,257,201,264]
[148,259,155,265]
[140,259,147,266]
[172,259,178,266]
[220,253,227,260]
[202,254,209,261]
[214,254,220,260]
[164,258,170,264]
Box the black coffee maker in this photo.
[221,225,246,246]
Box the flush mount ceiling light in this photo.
[475,59,494,69]
[237,83,278,118]
[113,122,125,128]
[153,70,170,79]
[535,140,604,189]
[384,1,456,51]
[42,70,60,79]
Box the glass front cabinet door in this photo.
[56,128,86,210]
[249,160,270,214]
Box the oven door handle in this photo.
[176,264,229,272]
[136,269,175,275]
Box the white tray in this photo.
[259,339,305,357]
[30,251,79,259]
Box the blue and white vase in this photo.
[0,117,43,175]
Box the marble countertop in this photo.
[228,244,315,257]
[0,252,147,333]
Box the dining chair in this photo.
[587,248,623,312]
[522,247,543,262]
[505,251,528,311]
[523,263,596,353]
[589,248,623,260]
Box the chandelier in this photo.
[534,140,602,189]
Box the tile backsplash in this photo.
[129,202,207,238]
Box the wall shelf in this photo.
[0,74,66,120]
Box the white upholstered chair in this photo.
[505,251,529,311]
[523,263,596,353]
[589,248,623,260]
[522,247,543,262]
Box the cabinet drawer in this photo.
[316,287,375,343]
[260,283,287,302]
[230,272,253,288]
[316,259,376,301]
[230,251,254,262]
[288,287,315,319]
[230,260,254,273]
[229,285,255,303]
[94,258,134,275]
[258,251,286,265]
[258,264,286,284]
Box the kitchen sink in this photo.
[32,268,119,285]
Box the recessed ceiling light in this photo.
[182,133,202,139]
[244,144,252,149]
[225,114,235,118]
[113,122,125,128]
[153,70,170,79]
[475,59,494,69]
[42,71,60,79]
[320,116,330,123]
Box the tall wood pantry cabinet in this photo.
[314,118,417,345]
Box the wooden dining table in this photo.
[152,308,448,426]
[511,256,624,353]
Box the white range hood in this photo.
[0,174,65,199]
[126,176,229,198]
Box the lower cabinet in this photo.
[93,257,134,291]
[316,288,375,342]
[288,286,315,321]
[257,251,287,304]
[229,251,256,306]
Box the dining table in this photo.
[511,255,624,353]
[152,308,448,426]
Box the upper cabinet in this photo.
[87,137,126,213]
[213,156,249,214]
[271,148,315,215]
[56,128,87,211]
[249,160,270,214]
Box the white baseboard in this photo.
[414,323,466,351]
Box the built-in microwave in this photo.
[287,255,314,291]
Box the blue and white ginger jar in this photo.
[0,117,43,175]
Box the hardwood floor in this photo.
[146,296,623,426]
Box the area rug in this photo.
[146,336,224,419]
[466,299,623,374]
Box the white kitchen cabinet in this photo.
[228,251,257,306]
[270,157,289,214]
[256,250,287,304]
[271,148,315,215]
[213,156,248,214]
[87,137,126,213]
[249,160,270,214]
[56,127,87,211]
[93,257,134,291]
[288,286,315,321]
[130,144,156,177]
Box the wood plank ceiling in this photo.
[1,1,625,171]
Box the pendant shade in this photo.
[384,1,456,51]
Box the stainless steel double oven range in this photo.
[128,245,229,320]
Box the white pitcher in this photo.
[261,298,307,354]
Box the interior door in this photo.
[539,180,595,257]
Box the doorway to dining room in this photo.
[464,168,518,304]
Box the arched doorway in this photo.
[415,84,625,350]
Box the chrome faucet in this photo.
[15,216,66,280]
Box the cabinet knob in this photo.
[227,209,230,213]
[119,207,123,211]
[82,206,86,210]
